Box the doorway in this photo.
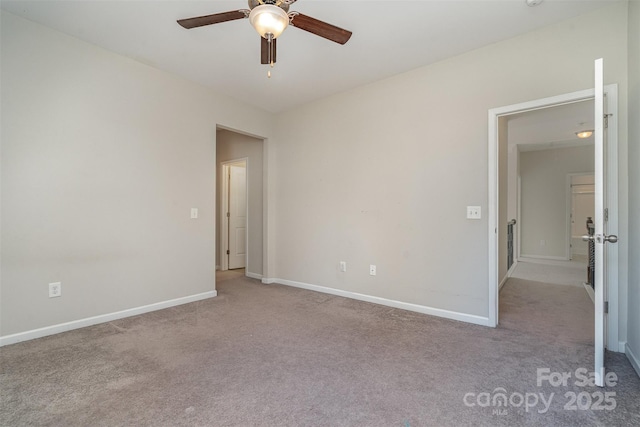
[516,132,594,262]
[568,173,595,262]
[216,128,266,280]
[488,85,620,354]
[222,160,247,270]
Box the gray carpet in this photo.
[511,260,588,287]
[1,274,639,426]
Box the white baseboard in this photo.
[520,254,569,262]
[583,283,595,303]
[499,261,518,291]
[265,278,490,327]
[246,271,263,280]
[507,260,518,277]
[499,275,509,291]
[626,342,640,377]
[0,290,217,347]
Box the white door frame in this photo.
[488,85,619,352]
[220,158,249,271]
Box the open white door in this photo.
[589,58,618,387]
[228,163,247,269]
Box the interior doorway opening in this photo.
[569,173,595,262]
[498,101,597,359]
[216,128,266,280]
[222,160,247,270]
[488,85,620,355]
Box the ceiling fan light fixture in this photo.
[575,130,594,139]
[249,4,289,39]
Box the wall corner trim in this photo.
[626,342,640,377]
[267,278,490,327]
[0,291,217,347]
[246,272,263,280]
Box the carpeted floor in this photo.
[215,268,246,282]
[511,259,587,287]
[1,273,639,426]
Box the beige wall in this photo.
[1,2,634,344]
[216,130,264,277]
[626,0,640,373]
[0,12,273,336]
[519,146,594,259]
[270,3,629,319]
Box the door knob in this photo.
[604,234,618,243]
[582,235,594,242]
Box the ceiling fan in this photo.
[177,0,352,68]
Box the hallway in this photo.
[510,258,588,287]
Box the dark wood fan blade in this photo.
[290,13,352,45]
[177,10,247,29]
[261,37,277,65]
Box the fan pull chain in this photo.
[268,61,275,78]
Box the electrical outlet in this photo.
[49,282,62,298]
[369,265,377,276]
[339,261,347,272]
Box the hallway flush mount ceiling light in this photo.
[575,130,594,139]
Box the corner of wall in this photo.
[626,343,640,377]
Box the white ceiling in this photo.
[0,0,619,113]
[508,100,595,151]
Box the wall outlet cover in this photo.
[49,282,62,298]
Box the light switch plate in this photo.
[467,206,481,219]
[191,208,198,219]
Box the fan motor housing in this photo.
[248,0,290,12]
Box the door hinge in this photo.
[604,208,609,222]
[604,301,609,314]
[226,250,230,255]
[604,113,612,129]
[227,212,230,218]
